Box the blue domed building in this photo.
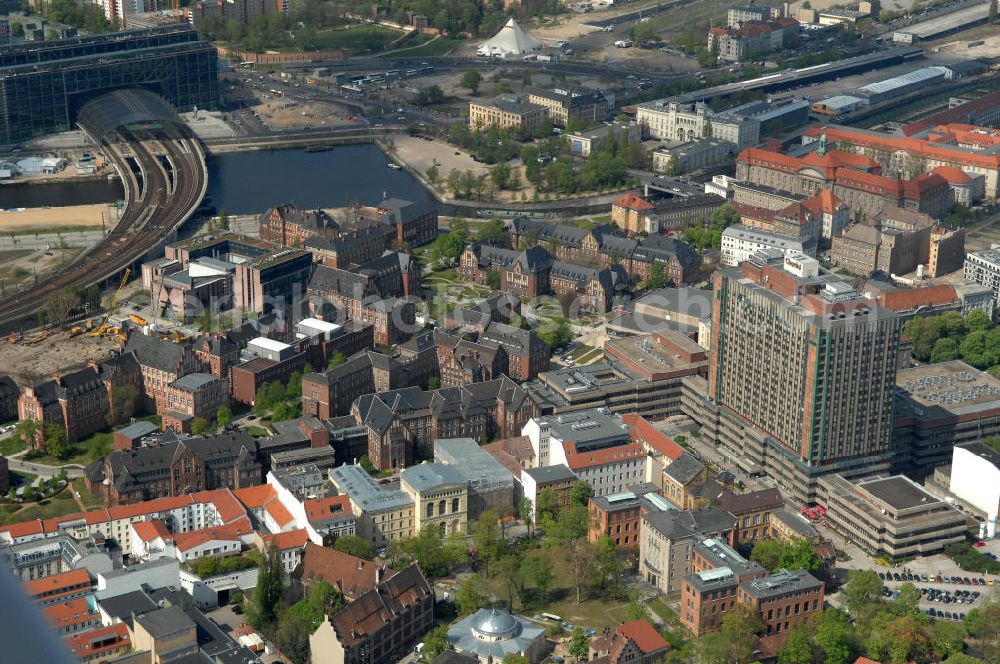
[446,607,546,663]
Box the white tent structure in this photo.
[477,18,543,58]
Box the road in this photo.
[0,90,208,330]
[7,456,85,479]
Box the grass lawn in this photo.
[388,37,466,57]
[574,347,604,365]
[72,478,103,510]
[30,414,162,467]
[0,486,79,525]
[647,597,681,626]
[30,445,91,468]
[247,426,269,437]
[0,434,26,457]
[312,25,402,54]
[566,344,594,361]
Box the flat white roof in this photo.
[248,337,292,352]
[298,317,341,332]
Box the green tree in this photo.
[891,582,921,616]
[333,534,374,559]
[778,628,814,664]
[843,569,884,621]
[569,626,590,661]
[421,625,450,662]
[44,289,80,326]
[44,424,69,459]
[570,480,593,507]
[930,619,967,659]
[522,549,554,604]
[930,337,960,363]
[518,497,534,536]
[485,266,501,290]
[537,487,559,521]
[107,384,138,426]
[14,418,41,450]
[647,262,668,289]
[426,164,440,185]
[991,0,997,22]
[814,609,856,664]
[503,654,530,664]
[477,219,506,245]
[960,329,1000,369]
[282,580,343,632]
[456,574,490,615]
[328,351,346,369]
[966,309,991,332]
[191,417,212,435]
[720,603,765,663]
[474,509,504,573]
[461,70,483,95]
[490,162,511,191]
[215,405,232,428]
[251,544,284,626]
[274,614,310,664]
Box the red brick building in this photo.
[435,335,508,388]
[588,620,671,664]
[375,197,439,247]
[123,333,203,414]
[588,492,646,550]
[739,569,825,651]
[161,372,231,433]
[717,488,784,545]
[259,203,337,247]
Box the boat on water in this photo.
[304,145,333,153]
[387,162,402,170]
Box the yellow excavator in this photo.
[89,267,131,337]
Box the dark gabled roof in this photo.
[643,507,736,540]
[717,488,783,514]
[308,264,368,298]
[105,431,257,490]
[663,452,706,486]
[262,203,336,232]
[634,234,700,267]
[329,564,432,647]
[515,245,554,274]
[480,321,546,357]
[399,330,437,355]
[472,244,520,269]
[30,365,105,405]
[511,217,588,247]
[551,260,596,286]
[377,197,434,225]
[124,333,189,374]
[593,264,630,293]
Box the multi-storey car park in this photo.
[0,25,218,144]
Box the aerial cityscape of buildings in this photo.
[0,4,998,664]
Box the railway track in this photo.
[0,123,207,328]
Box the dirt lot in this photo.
[0,246,85,294]
[0,205,109,232]
[0,328,121,385]
[252,98,360,131]
[929,24,1000,57]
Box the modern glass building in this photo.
[0,25,218,144]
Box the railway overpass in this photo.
[0,89,207,329]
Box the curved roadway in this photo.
[0,123,206,326]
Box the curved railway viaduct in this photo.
[0,89,207,330]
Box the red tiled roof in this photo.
[805,124,1000,171]
[304,495,351,524]
[43,598,99,630]
[563,441,644,471]
[265,500,296,527]
[233,484,279,510]
[23,569,92,600]
[64,623,130,659]
[0,519,45,541]
[107,495,196,521]
[802,189,844,215]
[193,489,247,524]
[931,165,972,185]
[261,528,310,551]
[172,516,253,553]
[131,519,171,542]
[294,542,384,600]
[879,285,958,312]
[616,619,670,654]
[624,414,684,461]
[613,192,653,211]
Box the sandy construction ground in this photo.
[254,99,359,130]
[0,204,110,231]
[0,327,121,385]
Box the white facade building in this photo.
[964,247,1000,310]
[721,225,810,266]
[950,443,1000,538]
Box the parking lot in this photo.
[878,569,995,621]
